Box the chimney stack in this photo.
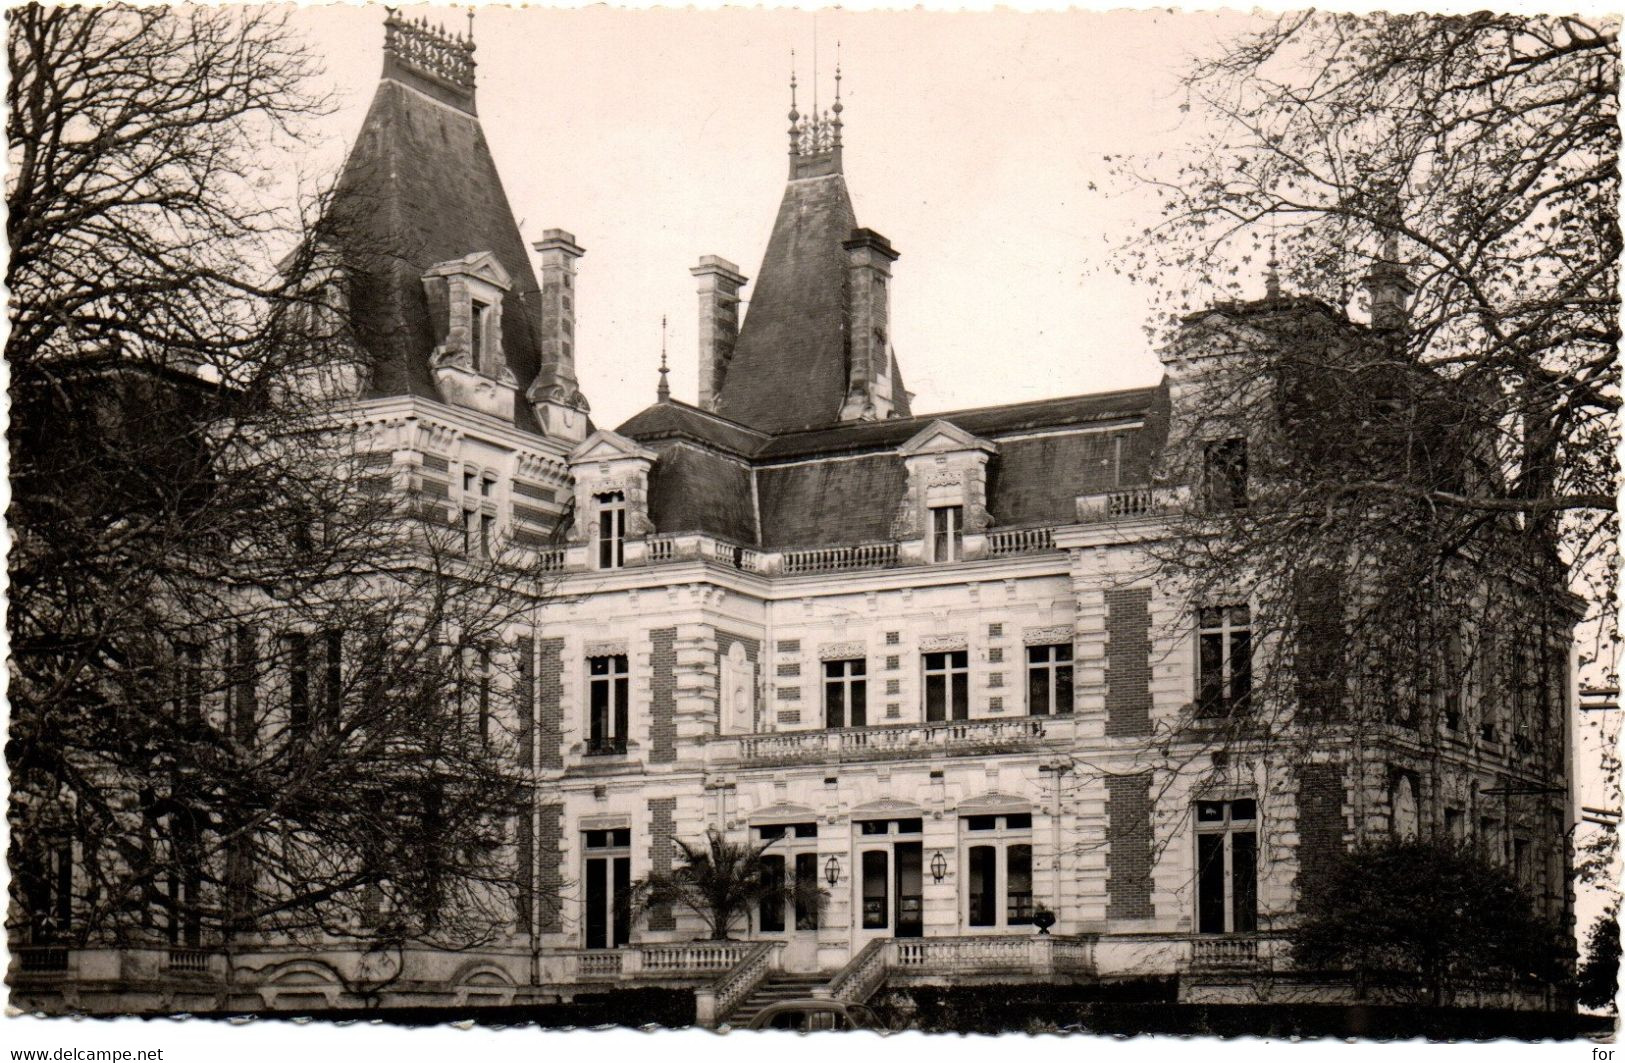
[690,255,748,412]
[527,229,590,442]
[1363,194,1415,332]
[839,228,900,422]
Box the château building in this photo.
[8,13,1579,1021]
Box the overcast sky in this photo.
[288,5,1265,430]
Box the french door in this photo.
[856,817,924,939]
[584,828,631,949]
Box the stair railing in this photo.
[827,939,891,1004]
[695,940,781,1028]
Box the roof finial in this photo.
[832,41,844,148]
[656,315,671,403]
[788,50,800,157]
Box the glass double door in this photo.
[859,841,923,938]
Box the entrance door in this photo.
[855,817,926,940]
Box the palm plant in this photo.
[630,827,823,940]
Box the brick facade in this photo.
[516,800,534,935]
[537,637,563,771]
[517,635,535,769]
[1105,772,1154,920]
[650,627,677,763]
[1295,762,1347,907]
[536,803,563,934]
[1104,587,1152,737]
[647,797,677,931]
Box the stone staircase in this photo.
[720,972,831,1028]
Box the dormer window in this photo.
[931,505,963,563]
[596,492,626,570]
[422,252,517,418]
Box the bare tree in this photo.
[1080,12,1612,933]
[1113,11,1617,656]
[7,3,554,970]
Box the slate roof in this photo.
[615,399,769,457]
[332,50,548,432]
[645,442,758,544]
[619,383,1170,549]
[713,173,917,433]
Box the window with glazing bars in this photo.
[824,659,867,728]
[1026,644,1074,715]
[587,655,629,754]
[924,651,969,721]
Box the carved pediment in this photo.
[897,419,995,457]
[568,430,657,465]
[422,250,512,291]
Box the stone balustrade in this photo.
[986,526,1057,556]
[1075,485,1189,524]
[781,541,899,575]
[697,940,782,1026]
[567,940,760,982]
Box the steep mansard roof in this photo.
[332,24,550,432]
[625,384,1171,548]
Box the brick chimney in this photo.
[690,255,747,412]
[839,228,900,422]
[526,229,590,443]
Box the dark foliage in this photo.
[1577,904,1620,1011]
[1293,837,1569,1005]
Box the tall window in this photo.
[930,505,963,563]
[1197,606,1251,717]
[596,491,626,570]
[962,813,1034,929]
[1203,437,1248,512]
[587,655,629,755]
[756,823,820,933]
[286,630,341,733]
[924,651,969,722]
[1027,644,1074,716]
[1195,799,1257,935]
[22,840,73,944]
[462,472,497,558]
[824,659,867,728]
[583,828,631,949]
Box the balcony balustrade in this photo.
[782,541,898,575]
[717,715,1070,767]
[1075,485,1188,524]
[1190,935,1262,970]
[986,526,1056,556]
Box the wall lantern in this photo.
[930,851,948,883]
[824,855,841,887]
